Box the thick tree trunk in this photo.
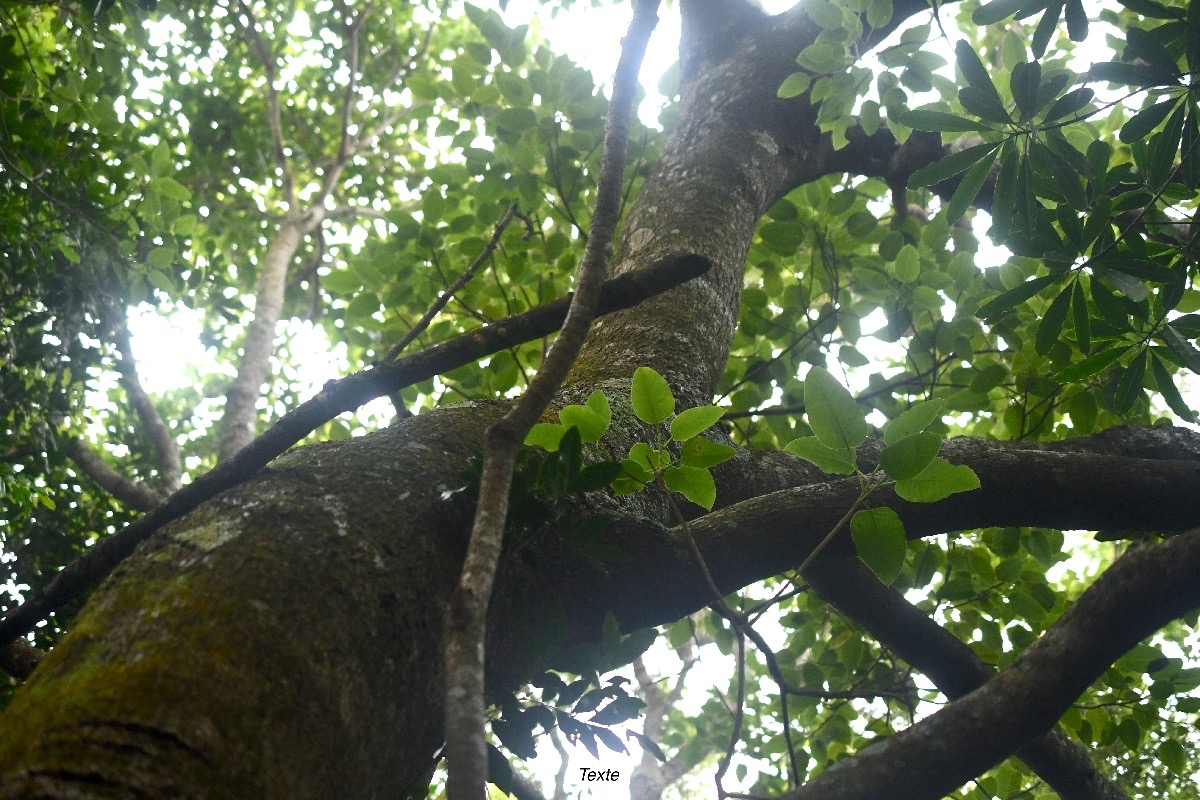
[3,4,1200,799]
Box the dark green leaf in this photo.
[959,86,1014,124]
[1036,281,1074,355]
[1189,0,1200,73]
[973,0,1032,25]
[590,695,646,726]
[1044,87,1094,121]
[1163,325,1200,373]
[1126,27,1180,74]
[487,744,515,792]
[1116,0,1178,18]
[1114,350,1148,412]
[1151,354,1197,421]
[629,732,667,762]
[1072,280,1090,354]
[1054,345,1130,382]
[947,145,998,222]
[976,274,1060,319]
[1091,277,1131,328]
[1104,269,1150,301]
[571,461,622,493]
[1064,0,1088,39]
[1089,61,1180,87]
[955,40,1006,108]
[908,142,1001,188]
[990,141,1019,240]
[1011,60,1042,121]
[900,109,995,132]
[1034,71,1072,116]
[1032,0,1064,58]
[1120,98,1177,143]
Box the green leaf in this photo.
[1036,281,1074,356]
[1120,98,1177,143]
[1162,325,1200,373]
[1113,350,1148,413]
[973,0,1030,25]
[495,107,537,133]
[671,405,725,442]
[976,274,1060,320]
[1054,346,1131,382]
[1011,60,1041,122]
[1064,0,1088,41]
[572,461,622,493]
[894,458,981,502]
[971,363,1010,393]
[631,367,675,425]
[663,465,717,510]
[784,437,857,474]
[1088,61,1180,87]
[777,72,811,99]
[804,367,870,450]
[559,405,607,443]
[1151,354,1196,421]
[894,244,921,282]
[900,109,994,132]
[947,145,998,223]
[958,86,1013,124]
[1104,269,1149,302]
[681,437,737,469]
[850,508,908,584]
[879,431,943,480]
[525,423,567,451]
[908,142,1001,188]
[149,176,191,202]
[956,40,1006,110]
[1157,738,1187,773]
[1043,87,1094,122]
[884,399,946,444]
[1031,0,1064,58]
[1072,279,1090,354]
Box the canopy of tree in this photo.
[2,0,1200,797]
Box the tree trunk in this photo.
[3,3,1200,799]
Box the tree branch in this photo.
[804,556,1130,800]
[442,4,660,796]
[0,254,710,659]
[782,528,1200,800]
[62,438,160,513]
[115,324,181,492]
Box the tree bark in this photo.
[3,3,1200,799]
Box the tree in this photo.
[2,0,1200,796]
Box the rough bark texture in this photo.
[3,3,1200,799]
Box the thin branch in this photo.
[385,204,518,361]
[231,0,295,204]
[116,324,181,492]
[442,5,660,797]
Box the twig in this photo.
[441,4,660,797]
[384,204,518,361]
